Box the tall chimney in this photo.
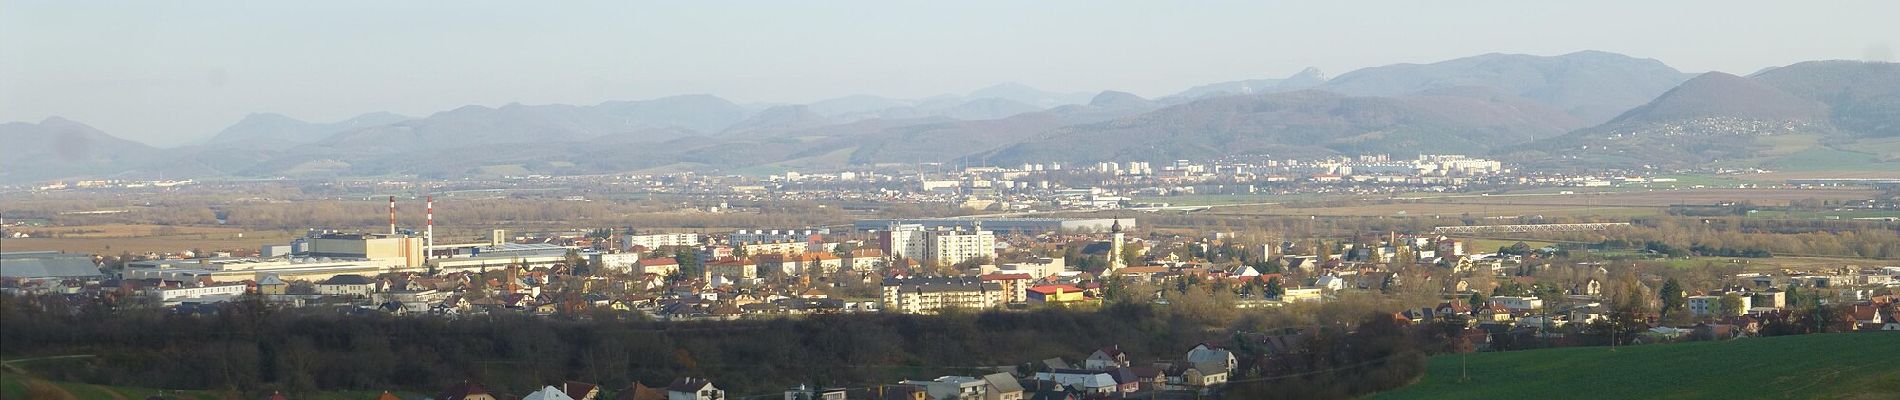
[426,196,434,258]
[388,196,397,235]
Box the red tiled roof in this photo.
[706,258,753,266]
[1028,284,1083,295]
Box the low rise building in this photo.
[705,258,757,281]
[979,273,1035,303]
[157,283,248,303]
[899,376,988,400]
[622,233,701,250]
[1026,285,1088,304]
[1491,296,1543,311]
[638,258,681,277]
[317,274,377,296]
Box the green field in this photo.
[1761,147,1900,172]
[1373,333,1900,400]
[1457,238,1562,252]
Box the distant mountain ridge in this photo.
[0,117,164,182]
[10,52,1889,182]
[1749,60,1900,138]
[1168,67,1328,100]
[314,95,749,152]
[1320,50,1692,125]
[1514,61,1900,169]
[978,88,1583,165]
[207,112,410,150]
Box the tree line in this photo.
[0,293,1446,400]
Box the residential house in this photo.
[1852,304,1888,326]
[669,378,724,400]
[1019,380,1080,400]
[1084,345,1129,370]
[1165,362,1228,392]
[1184,343,1238,375]
[616,383,668,400]
[1103,368,1140,394]
[257,275,288,295]
[1032,369,1116,394]
[782,384,846,400]
[1119,367,1165,391]
[438,382,498,400]
[1314,275,1345,291]
[980,373,1023,400]
[562,381,600,400]
[525,386,578,400]
[857,385,928,400]
[901,376,988,400]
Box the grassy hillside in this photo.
[0,372,421,400]
[1373,333,1900,400]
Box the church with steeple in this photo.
[1076,218,1137,275]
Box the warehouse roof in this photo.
[0,252,103,279]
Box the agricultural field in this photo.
[1642,256,1900,272]
[1373,333,1900,400]
[0,224,300,254]
[1210,188,1882,219]
[1761,147,1900,172]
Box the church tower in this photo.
[1109,219,1126,271]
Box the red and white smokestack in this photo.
[426,196,435,258]
[388,196,397,235]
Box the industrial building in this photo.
[427,242,571,274]
[0,251,104,282]
[304,233,426,270]
[125,257,386,283]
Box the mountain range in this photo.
[1511,61,1900,170]
[4,51,1895,183]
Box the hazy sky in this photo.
[4,1,1896,146]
